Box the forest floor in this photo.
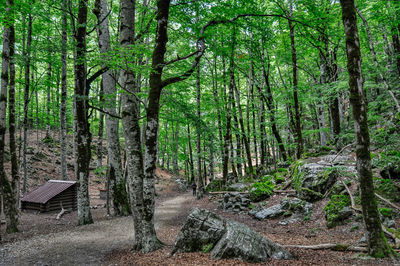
[0,131,399,265]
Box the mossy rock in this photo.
[324,195,352,228]
[374,178,400,202]
[206,179,225,192]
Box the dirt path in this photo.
[0,192,192,266]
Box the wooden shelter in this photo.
[21,180,77,212]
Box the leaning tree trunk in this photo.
[74,0,93,226]
[94,0,129,216]
[340,0,394,258]
[60,0,68,181]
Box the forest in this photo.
[1,0,400,264]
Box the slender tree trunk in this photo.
[96,82,104,168]
[196,64,204,193]
[60,0,68,181]
[187,124,195,183]
[74,0,93,226]
[340,0,394,258]
[288,7,303,159]
[260,48,287,161]
[46,37,52,140]
[357,8,400,115]
[22,13,32,195]
[212,55,224,162]
[173,121,179,174]
[233,73,253,177]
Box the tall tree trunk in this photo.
[340,0,394,258]
[196,64,204,193]
[9,9,19,212]
[74,0,93,225]
[46,37,52,140]
[260,47,287,161]
[1,0,18,234]
[120,0,145,250]
[94,0,128,215]
[212,55,224,162]
[288,6,303,159]
[60,0,68,180]
[22,13,32,195]
[233,72,253,177]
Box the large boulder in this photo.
[292,162,338,202]
[172,208,226,254]
[172,208,292,262]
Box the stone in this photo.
[172,208,226,254]
[211,219,292,262]
[228,183,247,192]
[294,163,338,202]
[172,208,292,262]
[254,204,285,220]
[338,207,353,220]
[320,155,351,165]
[280,197,313,219]
[383,218,396,228]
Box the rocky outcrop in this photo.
[172,208,292,262]
[253,204,285,220]
[222,192,250,212]
[292,162,338,201]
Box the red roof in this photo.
[21,180,77,204]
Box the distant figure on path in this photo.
[192,182,197,196]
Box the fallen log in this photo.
[208,191,248,194]
[56,202,71,220]
[283,243,367,252]
[375,193,400,212]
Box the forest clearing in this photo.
[1,0,400,264]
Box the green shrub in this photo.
[249,176,276,202]
[202,243,213,253]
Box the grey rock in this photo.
[320,155,351,165]
[280,197,313,219]
[172,208,226,254]
[211,219,292,262]
[254,204,285,220]
[383,218,396,228]
[173,208,292,262]
[338,207,353,220]
[296,163,338,202]
[229,183,247,192]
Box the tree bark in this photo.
[96,82,104,169]
[288,6,303,159]
[0,0,18,234]
[120,0,145,249]
[196,64,203,193]
[340,0,394,258]
[22,13,32,195]
[74,0,93,226]
[60,0,68,181]
[8,8,19,213]
[261,48,287,162]
[94,0,128,215]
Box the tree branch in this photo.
[86,67,109,88]
[88,103,122,119]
